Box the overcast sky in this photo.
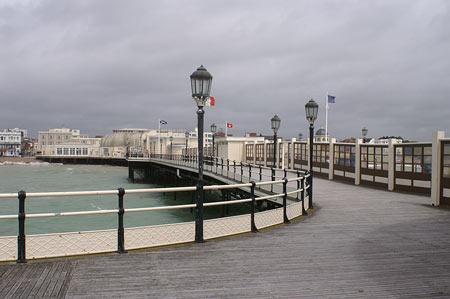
[0,0,449,141]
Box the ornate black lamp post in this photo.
[190,65,213,243]
[298,133,303,141]
[305,99,318,208]
[271,115,281,168]
[210,123,216,157]
[169,136,173,160]
[362,127,368,143]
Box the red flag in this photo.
[227,122,233,128]
[205,96,215,106]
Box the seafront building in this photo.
[0,129,23,157]
[37,127,213,159]
[36,128,88,155]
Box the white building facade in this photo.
[37,128,87,154]
[0,130,22,157]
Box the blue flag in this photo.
[160,120,167,125]
[328,95,336,103]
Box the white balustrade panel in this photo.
[255,207,283,229]
[27,229,117,259]
[0,236,17,261]
[125,222,195,250]
[1,206,303,261]
[204,214,250,239]
[286,202,302,220]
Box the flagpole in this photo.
[325,93,328,137]
[225,121,227,136]
[158,119,161,156]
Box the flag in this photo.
[160,120,167,125]
[226,122,233,128]
[327,95,336,103]
[205,96,215,106]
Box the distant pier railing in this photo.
[0,158,311,263]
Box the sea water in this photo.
[0,162,242,236]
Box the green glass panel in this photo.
[414,147,422,155]
[414,156,422,164]
[362,161,367,168]
[405,156,412,163]
[424,156,432,165]
[368,147,374,154]
[444,167,450,178]
[383,162,388,171]
[396,147,402,155]
[444,144,450,155]
[404,147,412,155]
[444,156,450,167]
[361,147,367,153]
[414,165,422,173]
[423,164,432,174]
[396,164,402,171]
[424,146,432,155]
[376,147,381,155]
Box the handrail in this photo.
[1,153,312,263]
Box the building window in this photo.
[63,148,69,155]
[82,148,88,155]
[70,148,75,155]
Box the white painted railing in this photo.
[0,162,311,262]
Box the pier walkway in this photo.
[1,177,449,298]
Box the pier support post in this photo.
[283,178,290,224]
[17,190,26,263]
[329,138,335,180]
[250,182,258,232]
[271,168,275,192]
[388,138,398,191]
[128,167,134,182]
[355,138,362,185]
[431,131,445,206]
[300,176,308,215]
[117,188,127,254]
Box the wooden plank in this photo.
[1,177,450,298]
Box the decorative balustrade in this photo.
[0,156,311,263]
[239,132,448,206]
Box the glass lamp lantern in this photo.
[190,65,213,106]
[305,99,319,125]
[271,115,281,134]
[210,123,217,133]
[362,127,368,137]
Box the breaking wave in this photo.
[0,161,63,166]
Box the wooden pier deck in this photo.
[1,178,449,298]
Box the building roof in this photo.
[101,131,143,147]
[316,127,326,136]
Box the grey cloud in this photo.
[0,0,449,141]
